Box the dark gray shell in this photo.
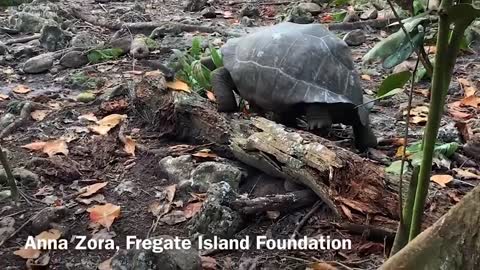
[221,22,369,125]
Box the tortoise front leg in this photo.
[305,104,332,130]
[211,67,238,112]
[353,123,378,151]
[200,57,216,71]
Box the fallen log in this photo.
[230,189,318,215]
[148,86,400,229]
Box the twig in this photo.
[0,143,18,201]
[0,102,33,139]
[4,34,41,45]
[0,208,48,248]
[3,209,27,218]
[290,201,323,239]
[326,18,400,31]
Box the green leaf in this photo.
[434,142,459,157]
[363,15,428,65]
[332,11,347,22]
[209,45,223,68]
[376,88,405,100]
[144,37,159,50]
[190,37,202,59]
[383,29,425,69]
[87,48,123,64]
[386,160,406,175]
[377,71,412,97]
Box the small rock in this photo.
[188,182,243,238]
[22,53,54,74]
[0,168,40,188]
[360,8,378,20]
[159,155,195,184]
[298,2,322,15]
[343,11,360,22]
[184,0,208,12]
[0,42,7,55]
[11,44,36,59]
[0,190,11,201]
[283,6,314,24]
[60,51,88,68]
[437,122,461,143]
[190,162,244,193]
[30,206,69,234]
[0,113,15,130]
[240,16,255,27]
[343,29,367,46]
[9,12,56,33]
[39,24,71,52]
[71,32,101,48]
[239,4,260,18]
[111,235,202,270]
[201,7,216,18]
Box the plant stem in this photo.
[408,0,452,240]
[0,144,18,201]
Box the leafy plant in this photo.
[171,37,223,95]
[87,48,124,64]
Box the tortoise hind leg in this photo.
[353,123,378,151]
[200,57,216,71]
[305,104,332,130]
[211,67,238,112]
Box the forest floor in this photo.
[0,0,479,269]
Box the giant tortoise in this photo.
[202,22,377,151]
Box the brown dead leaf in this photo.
[266,210,280,220]
[123,136,136,156]
[361,74,372,81]
[164,184,177,203]
[149,201,172,217]
[192,149,218,159]
[26,253,50,270]
[413,88,430,97]
[183,202,203,219]
[406,105,429,125]
[22,140,69,157]
[78,113,98,122]
[35,229,62,242]
[340,204,353,221]
[166,80,191,92]
[424,46,437,54]
[14,248,41,259]
[201,256,217,270]
[89,114,127,135]
[448,101,473,120]
[98,258,113,270]
[430,174,453,187]
[308,262,338,270]
[31,110,50,121]
[79,182,108,198]
[0,93,9,101]
[455,121,473,141]
[453,168,480,180]
[458,78,477,97]
[13,84,31,94]
[460,95,480,108]
[159,210,187,225]
[87,203,121,230]
[76,194,106,205]
[206,91,216,102]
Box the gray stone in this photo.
[239,4,260,18]
[0,168,40,188]
[22,53,54,74]
[190,162,244,193]
[8,12,56,33]
[158,155,195,184]
[201,7,216,18]
[111,235,202,270]
[30,206,69,234]
[71,32,101,48]
[343,11,360,22]
[311,0,331,4]
[60,51,88,68]
[360,8,378,20]
[184,0,208,12]
[343,29,367,46]
[0,42,7,55]
[283,6,314,24]
[39,24,71,52]
[0,113,15,130]
[188,182,243,238]
[240,16,256,27]
[298,2,322,15]
[438,122,461,143]
[11,44,36,59]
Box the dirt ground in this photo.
[1,0,479,269]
